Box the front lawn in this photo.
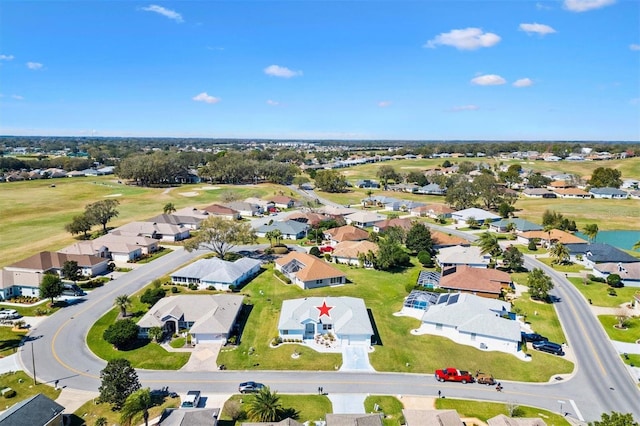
[511,291,567,345]
[535,258,586,273]
[0,371,61,403]
[69,393,180,426]
[0,301,61,317]
[567,277,638,307]
[436,398,571,425]
[597,315,640,343]
[220,394,331,425]
[364,396,404,426]
[0,327,27,358]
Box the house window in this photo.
[322,324,332,331]
[470,333,476,341]
[316,279,323,284]
[282,330,289,335]
[330,277,342,284]
[435,323,443,330]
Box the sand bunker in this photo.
[200,186,221,190]
[104,193,122,197]
[179,191,200,197]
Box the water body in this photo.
[575,230,640,251]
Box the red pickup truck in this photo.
[434,367,474,384]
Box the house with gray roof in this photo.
[137,294,244,344]
[159,408,220,425]
[171,257,262,291]
[146,213,204,230]
[403,409,464,426]
[415,292,522,355]
[278,297,374,347]
[325,413,384,425]
[224,201,263,216]
[111,221,190,241]
[344,211,386,228]
[256,220,309,240]
[436,245,491,269]
[522,188,557,198]
[489,218,543,233]
[451,208,500,225]
[416,183,446,195]
[0,393,65,426]
[592,262,640,287]
[589,187,628,199]
[565,243,640,269]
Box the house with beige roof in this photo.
[436,245,491,269]
[202,204,241,220]
[431,230,469,249]
[410,203,455,219]
[146,213,204,230]
[372,217,413,233]
[137,294,244,344]
[344,211,386,228]
[331,241,379,267]
[59,234,159,263]
[552,187,590,199]
[286,211,332,227]
[517,229,587,248]
[0,251,110,299]
[402,409,464,426]
[243,197,274,212]
[324,225,369,246]
[317,205,357,218]
[439,265,513,299]
[269,195,296,209]
[275,252,346,289]
[111,221,191,242]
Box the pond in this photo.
[575,230,640,251]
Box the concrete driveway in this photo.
[179,343,222,372]
[340,346,374,372]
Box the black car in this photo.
[521,332,548,343]
[239,381,265,393]
[532,340,564,356]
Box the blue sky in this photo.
[1,0,639,141]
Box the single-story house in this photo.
[415,292,521,354]
[522,188,557,198]
[159,408,220,426]
[592,262,640,287]
[402,409,464,426]
[344,211,386,228]
[387,183,419,193]
[361,195,400,208]
[146,213,204,231]
[439,265,513,299]
[0,251,109,299]
[487,414,547,426]
[565,243,640,269]
[317,205,358,218]
[275,252,346,289]
[111,221,191,242]
[256,220,309,240]
[286,211,332,227]
[385,200,425,212]
[489,218,543,234]
[242,419,302,426]
[137,294,244,344]
[325,414,383,426]
[323,225,369,245]
[431,231,470,249]
[416,183,446,195]
[269,195,296,209]
[171,257,262,291]
[451,208,500,226]
[372,217,413,233]
[224,201,262,217]
[58,241,110,259]
[553,188,591,199]
[202,204,241,220]
[278,296,374,346]
[59,234,159,263]
[410,203,454,219]
[355,179,380,189]
[331,241,379,267]
[589,187,629,199]
[436,245,490,269]
[0,393,65,426]
[244,197,275,212]
[516,229,587,247]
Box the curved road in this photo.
[19,242,640,422]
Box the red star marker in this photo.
[316,300,333,318]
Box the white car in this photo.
[0,309,20,320]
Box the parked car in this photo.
[532,340,564,356]
[0,309,20,320]
[239,381,265,393]
[521,332,548,343]
[180,390,201,408]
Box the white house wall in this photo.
[418,322,518,355]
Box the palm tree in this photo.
[264,230,277,247]
[272,229,283,246]
[583,223,599,243]
[478,232,501,257]
[247,386,284,422]
[120,388,152,426]
[114,294,132,318]
[148,326,163,343]
[550,242,570,265]
[163,203,176,215]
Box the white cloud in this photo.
[513,78,534,87]
[630,44,640,51]
[519,23,556,35]
[11,95,24,100]
[141,5,184,23]
[264,65,302,78]
[377,101,392,107]
[450,105,479,112]
[266,99,280,106]
[0,54,14,61]
[471,74,506,86]
[563,0,615,12]
[27,62,43,70]
[192,92,220,104]
[536,2,553,10]
[424,27,501,50]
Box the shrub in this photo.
[207,285,216,291]
[273,246,289,255]
[34,307,50,316]
[417,250,434,267]
[309,246,321,257]
[527,240,537,251]
[171,286,178,293]
[2,388,16,398]
[140,287,166,306]
[263,247,274,255]
[587,274,606,283]
[188,283,198,291]
[606,273,623,288]
[223,252,242,262]
[103,319,139,349]
[608,288,617,296]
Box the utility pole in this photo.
[31,341,37,385]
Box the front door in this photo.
[304,323,315,339]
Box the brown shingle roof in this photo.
[374,217,413,231]
[325,225,369,242]
[553,188,590,196]
[9,251,106,271]
[431,230,469,247]
[275,252,345,281]
[202,204,239,215]
[332,241,379,259]
[440,265,511,295]
[270,195,295,204]
[520,229,587,244]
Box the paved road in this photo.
[18,233,640,422]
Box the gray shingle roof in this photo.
[0,393,64,426]
[278,297,373,336]
[256,220,308,236]
[565,243,640,264]
[171,257,261,285]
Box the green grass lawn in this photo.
[567,277,638,307]
[0,371,61,409]
[364,396,404,426]
[435,398,571,425]
[220,393,331,425]
[622,353,640,367]
[69,393,180,426]
[86,300,190,370]
[535,258,587,273]
[0,301,61,317]
[0,327,27,358]
[216,263,572,381]
[597,315,640,343]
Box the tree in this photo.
[588,167,622,189]
[502,246,524,271]
[589,411,638,426]
[61,260,82,283]
[445,178,476,210]
[314,170,348,193]
[405,222,433,254]
[39,273,64,304]
[163,202,176,215]
[246,386,284,422]
[65,213,93,239]
[527,172,552,188]
[498,202,514,218]
[478,232,502,257]
[120,388,152,426]
[114,294,132,317]
[550,243,570,265]
[185,216,257,258]
[309,246,321,257]
[607,273,623,288]
[98,358,141,409]
[417,250,434,267]
[373,239,410,271]
[527,268,554,301]
[583,223,599,243]
[376,165,399,186]
[292,175,310,188]
[466,216,480,229]
[473,174,504,211]
[85,199,120,233]
[140,287,166,307]
[148,326,163,343]
[103,318,139,349]
[383,226,406,245]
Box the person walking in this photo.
[438,390,441,398]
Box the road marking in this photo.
[570,399,584,421]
